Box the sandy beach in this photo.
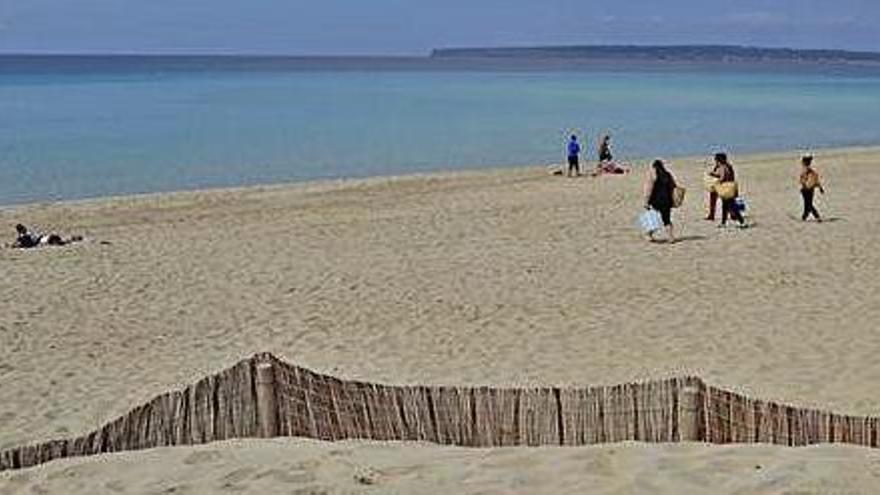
[4,440,880,494]
[3,146,880,493]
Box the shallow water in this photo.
[1,56,878,204]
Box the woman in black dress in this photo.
[644,159,678,243]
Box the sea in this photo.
[1,55,879,205]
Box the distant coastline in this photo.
[431,44,880,66]
[2,45,880,72]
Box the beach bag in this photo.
[715,181,738,200]
[734,197,747,214]
[639,209,663,233]
[704,174,719,192]
[672,186,686,208]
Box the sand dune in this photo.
[4,440,880,494]
[2,147,880,492]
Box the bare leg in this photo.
[707,192,718,220]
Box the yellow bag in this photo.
[672,186,686,208]
[715,181,738,200]
[704,174,719,192]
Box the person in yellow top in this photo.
[799,154,825,222]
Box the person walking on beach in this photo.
[643,159,678,243]
[705,152,726,220]
[714,154,746,228]
[799,154,825,222]
[566,135,581,177]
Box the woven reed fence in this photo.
[2,352,878,471]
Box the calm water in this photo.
[1,56,879,205]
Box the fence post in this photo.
[256,362,279,438]
[678,377,703,442]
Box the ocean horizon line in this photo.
[2,43,880,59]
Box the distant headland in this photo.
[430,45,880,65]
[2,45,880,74]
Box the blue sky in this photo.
[0,0,877,55]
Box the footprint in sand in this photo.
[254,468,316,485]
[181,449,223,466]
[145,483,190,495]
[288,487,330,495]
[103,479,126,493]
[218,467,255,492]
[353,466,383,486]
[0,411,16,428]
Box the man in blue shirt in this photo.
[567,135,581,177]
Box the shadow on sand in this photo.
[649,235,707,245]
[674,235,708,244]
[785,214,843,223]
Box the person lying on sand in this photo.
[592,161,631,176]
[13,223,83,249]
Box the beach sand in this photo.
[2,147,880,493]
[4,440,880,494]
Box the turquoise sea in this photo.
[1,56,879,205]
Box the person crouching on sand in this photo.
[566,134,581,177]
[593,134,630,175]
[644,159,677,243]
[799,154,825,222]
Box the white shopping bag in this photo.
[639,209,662,233]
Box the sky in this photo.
[0,0,877,55]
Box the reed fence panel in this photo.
[2,353,879,472]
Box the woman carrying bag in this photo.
[643,159,679,243]
[713,154,746,228]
